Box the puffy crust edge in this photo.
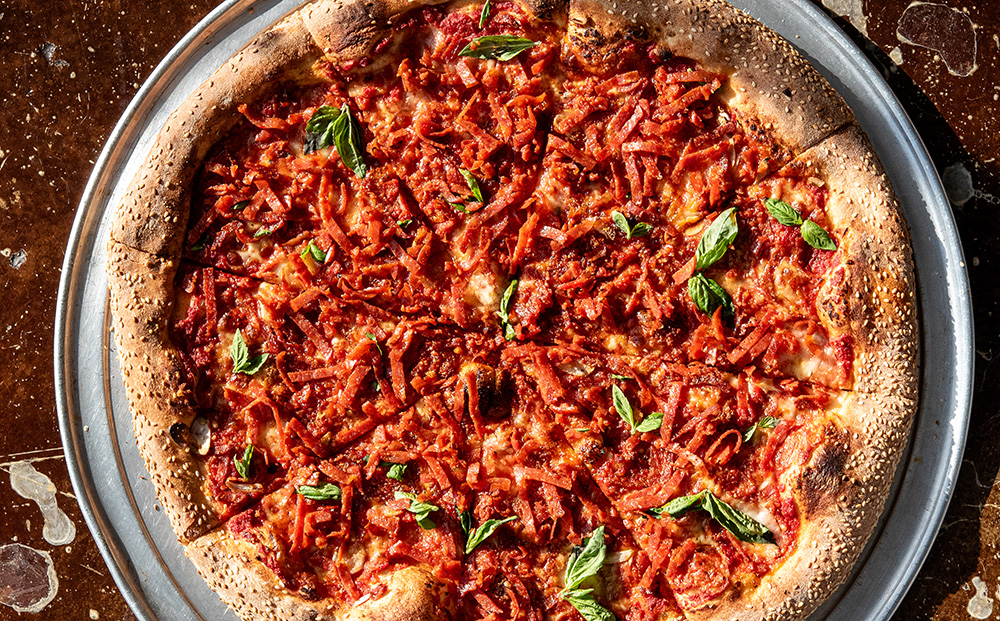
[107,240,223,541]
[565,0,854,154]
[109,10,321,257]
[186,528,454,621]
[803,124,920,397]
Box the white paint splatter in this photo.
[889,46,904,65]
[968,576,994,619]
[821,0,869,36]
[0,544,58,614]
[8,462,76,546]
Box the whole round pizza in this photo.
[106,0,918,619]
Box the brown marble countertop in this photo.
[0,0,996,619]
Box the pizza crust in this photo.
[802,125,919,397]
[110,10,321,258]
[107,240,224,541]
[186,528,454,621]
[565,0,854,154]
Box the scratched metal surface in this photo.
[50,2,973,621]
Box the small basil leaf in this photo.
[301,240,327,263]
[234,445,254,480]
[253,227,272,238]
[459,508,473,539]
[395,491,440,530]
[629,222,653,238]
[459,168,485,203]
[458,35,536,61]
[801,220,837,250]
[611,211,631,237]
[563,589,617,621]
[701,491,775,544]
[479,0,491,28]
[564,525,607,590]
[365,332,383,356]
[331,103,368,178]
[190,233,209,252]
[296,483,342,501]
[653,490,706,519]
[231,329,269,375]
[465,515,516,553]
[611,385,636,433]
[382,461,407,481]
[688,272,734,318]
[765,198,803,226]
[695,207,738,270]
[304,105,341,153]
[498,278,518,340]
[743,416,779,443]
[609,374,632,381]
[450,202,470,214]
[634,412,664,433]
[397,219,413,228]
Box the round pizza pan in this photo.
[54,0,974,619]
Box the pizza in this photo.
[105,0,918,619]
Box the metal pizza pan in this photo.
[54,0,974,619]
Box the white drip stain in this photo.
[968,577,994,619]
[8,462,76,546]
[0,544,58,614]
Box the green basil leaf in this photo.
[450,202,470,214]
[688,272,734,318]
[652,490,706,519]
[234,445,254,480]
[458,35,536,61]
[365,332,383,356]
[231,200,250,212]
[653,491,774,544]
[742,415,779,443]
[190,233,208,252]
[253,227,272,238]
[609,374,632,381]
[801,220,837,250]
[296,483,342,501]
[611,210,631,237]
[395,491,440,529]
[564,525,607,590]
[382,461,407,481]
[610,210,652,240]
[304,105,341,153]
[611,385,636,433]
[694,207,738,270]
[231,329,269,375]
[331,103,368,178]
[465,515,516,553]
[563,589,617,621]
[765,198,803,226]
[629,222,653,238]
[701,491,775,544]
[498,278,518,341]
[301,239,327,263]
[459,168,485,203]
[459,508,473,538]
[479,0,491,28]
[397,219,413,228]
[634,412,664,433]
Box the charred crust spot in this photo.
[169,422,190,445]
[798,428,851,516]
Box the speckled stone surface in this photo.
[0,0,996,619]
